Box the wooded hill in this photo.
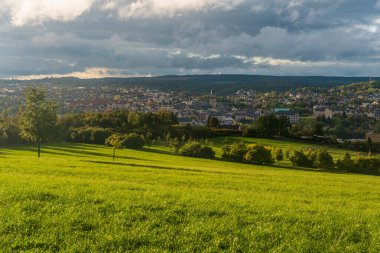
[2,75,379,95]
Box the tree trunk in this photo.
[38,141,41,158]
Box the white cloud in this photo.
[375,0,380,9]
[10,67,149,80]
[1,0,94,26]
[116,0,243,19]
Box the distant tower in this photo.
[209,90,217,109]
[369,76,373,84]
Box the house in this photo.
[374,109,380,120]
[313,105,333,119]
[178,118,205,127]
[214,115,235,126]
[274,108,299,124]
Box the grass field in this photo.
[1,142,380,252]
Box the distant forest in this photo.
[1,75,379,95]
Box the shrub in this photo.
[120,133,145,149]
[275,148,284,162]
[91,128,113,144]
[222,142,247,162]
[336,153,355,171]
[180,142,215,159]
[244,144,274,165]
[316,149,334,169]
[290,150,314,168]
[352,157,380,175]
[336,153,380,174]
[199,146,216,159]
[242,125,258,137]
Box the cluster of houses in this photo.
[3,82,380,141]
[175,91,300,127]
[313,105,380,120]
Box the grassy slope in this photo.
[1,143,380,252]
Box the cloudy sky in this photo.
[1,0,380,78]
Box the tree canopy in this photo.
[18,87,57,157]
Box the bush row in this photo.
[289,149,380,175]
[337,153,380,175]
[222,142,274,165]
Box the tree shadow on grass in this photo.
[255,163,377,177]
[141,147,174,156]
[45,146,154,162]
[84,160,236,176]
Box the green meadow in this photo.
[1,141,380,252]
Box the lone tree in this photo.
[105,133,123,161]
[19,87,57,158]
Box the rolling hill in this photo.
[2,75,379,94]
[0,142,380,251]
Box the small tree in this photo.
[165,132,171,145]
[285,149,290,159]
[170,137,181,153]
[275,148,284,162]
[19,87,57,158]
[105,133,123,161]
[316,149,334,169]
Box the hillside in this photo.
[1,143,380,251]
[2,75,379,94]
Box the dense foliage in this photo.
[243,114,290,138]
[120,133,145,149]
[222,142,274,165]
[244,144,274,165]
[179,142,215,159]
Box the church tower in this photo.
[209,90,217,109]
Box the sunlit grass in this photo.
[0,143,380,251]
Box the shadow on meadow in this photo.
[84,160,236,176]
[141,147,174,155]
[3,143,373,177]
[44,145,154,162]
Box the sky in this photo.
[1,0,380,79]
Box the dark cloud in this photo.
[0,0,380,78]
